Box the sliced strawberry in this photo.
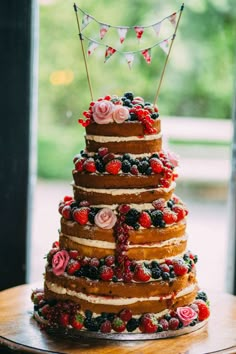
[133,264,151,282]
[73,207,90,225]
[194,300,210,321]
[139,211,151,228]
[70,313,84,330]
[105,159,122,175]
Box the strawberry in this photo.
[100,265,114,281]
[75,158,84,172]
[139,211,151,228]
[62,205,72,220]
[172,259,188,276]
[172,204,187,222]
[152,198,166,211]
[159,263,170,273]
[134,264,151,282]
[105,159,122,175]
[139,313,158,333]
[64,195,73,202]
[100,320,112,333]
[67,260,81,275]
[112,317,126,332]
[150,158,163,173]
[73,207,90,225]
[69,250,79,259]
[59,313,70,327]
[70,313,84,330]
[119,308,132,322]
[98,147,109,157]
[194,300,210,321]
[162,208,177,224]
[83,158,96,173]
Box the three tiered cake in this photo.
[32,92,210,336]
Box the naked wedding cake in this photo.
[32,92,210,335]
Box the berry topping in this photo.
[70,313,84,330]
[139,313,158,333]
[172,259,189,276]
[67,260,81,275]
[162,208,178,224]
[61,205,72,220]
[172,204,187,221]
[159,318,169,331]
[73,207,90,225]
[119,308,132,322]
[83,158,96,173]
[98,147,109,157]
[99,265,114,281]
[134,264,151,282]
[194,300,210,321]
[130,164,139,175]
[105,159,122,175]
[69,250,79,259]
[74,159,84,172]
[100,320,112,333]
[152,198,166,211]
[138,211,152,228]
[168,317,180,330]
[59,313,70,327]
[112,317,126,332]
[150,158,163,173]
[105,255,115,266]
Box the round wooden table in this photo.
[0,284,236,354]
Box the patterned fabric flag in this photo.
[168,12,177,27]
[159,39,170,55]
[87,40,99,56]
[104,46,116,62]
[117,27,128,44]
[100,24,110,39]
[125,53,135,69]
[134,26,144,40]
[152,22,162,37]
[141,49,151,64]
[81,14,92,30]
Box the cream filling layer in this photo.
[85,132,162,143]
[73,182,176,196]
[45,282,196,306]
[60,234,187,250]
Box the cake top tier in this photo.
[79,92,160,135]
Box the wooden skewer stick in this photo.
[153,3,184,106]
[73,3,94,101]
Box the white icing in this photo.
[85,132,162,143]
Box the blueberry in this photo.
[123,153,131,161]
[124,92,134,101]
[85,309,93,319]
[81,265,90,277]
[125,208,140,226]
[95,159,105,173]
[151,113,159,119]
[101,312,108,319]
[167,200,174,209]
[144,102,151,106]
[145,167,152,175]
[129,112,137,121]
[126,318,139,332]
[107,313,115,321]
[88,266,99,280]
[70,201,78,210]
[196,291,208,302]
[123,99,132,107]
[112,275,118,282]
[151,261,159,268]
[151,210,163,227]
[133,223,140,230]
[157,324,163,332]
[162,272,170,280]
[152,268,162,279]
[190,320,197,326]
[84,318,100,331]
[88,211,96,224]
[170,271,176,278]
[164,314,171,321]
[151,153,159,159]
[122,160,131,173]
[74,269,83,277]
[138,161,149,173]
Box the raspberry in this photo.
[103,153,115,164]
[119,308,133,322]
[162,208,177,224]
[159,318,169,331]
[73,207,90,225]
[152,198,166,211]
[100,265,114,281]
[172,204,187,222]
[83,158,96,173]
[138,211,152,228]
[130,165,139,175]
[105,255,115,266]
[150,158,163,173]
[98,147,109,157]
[133,264,151,282]
[112,317,126,332]
[62,205,72,220]
[79,200,90,207]
[139,313,158,333]
[169,317,180,330]
[100,320,112,333]
[160,178,171,188]
[194,300,210,321]
[118,204,131,214]
[67,260,81,275]
[105,159,122,175]
[172,259,188,276]
[75,158,84,172]
[89,257,100,267]
[70,313,84,330]
[160,263,170,273]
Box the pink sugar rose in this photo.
[94,208,117,229]
[52,250,69,276]
[112,105,129,124]
[176,306,197,326]
[92,100,114,124]
[167,150,179,167]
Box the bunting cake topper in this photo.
[73,3,184,103]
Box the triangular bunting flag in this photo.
[81,14,92,30]
[152,22,162,37]
[104,46,116,63]
[159,39,170,55]
[125,53,135,69]
[134,26,144,40]
[141,49,151,64]
[100,24,110,39]
[87,40,99,56]
[117,27,128,44]
[168,12,177,27]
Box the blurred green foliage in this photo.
[38,0,236,179]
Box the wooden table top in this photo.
[0,283,236,354]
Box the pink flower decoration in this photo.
[52,250,69,276]
[92,100,114,124]
[94,208,117,229]
[167,150,179,167]
[113,105,129,124]
[176,306,197,326]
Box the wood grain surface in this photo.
[0,283,236,354]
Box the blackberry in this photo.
[144,101,151,106]
[122,160,131,173]
[84,318,100,331]
[151,261,159,268]
[151,113,159,119]
[74,269,83,277]
[88,211,96,224]
[81,265,90,277]
[88,266,99,280]
[151,153,159,159]
[112,275,118,282]
[95,159,105,173]
[138,161,149,173]
[170,271,175,278]
[190,320,197,327]
[123,153,131,161]
[133,223,140,230]
[107,313,115,322]
[125,208,140,226]
[124,92,134,101]
[152,268,162,279]
[145,167,152,175]
[70,201,78,210]
[167,200,174,209]
[151,210,163,227]
[126,318,139,332]
[196,291,208,302]
[129,112,137,121]
[101,312,108,319]
[85,309,93,319]
[123,99,132,107]
[95,316,105,326]
[162,272,170,280]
